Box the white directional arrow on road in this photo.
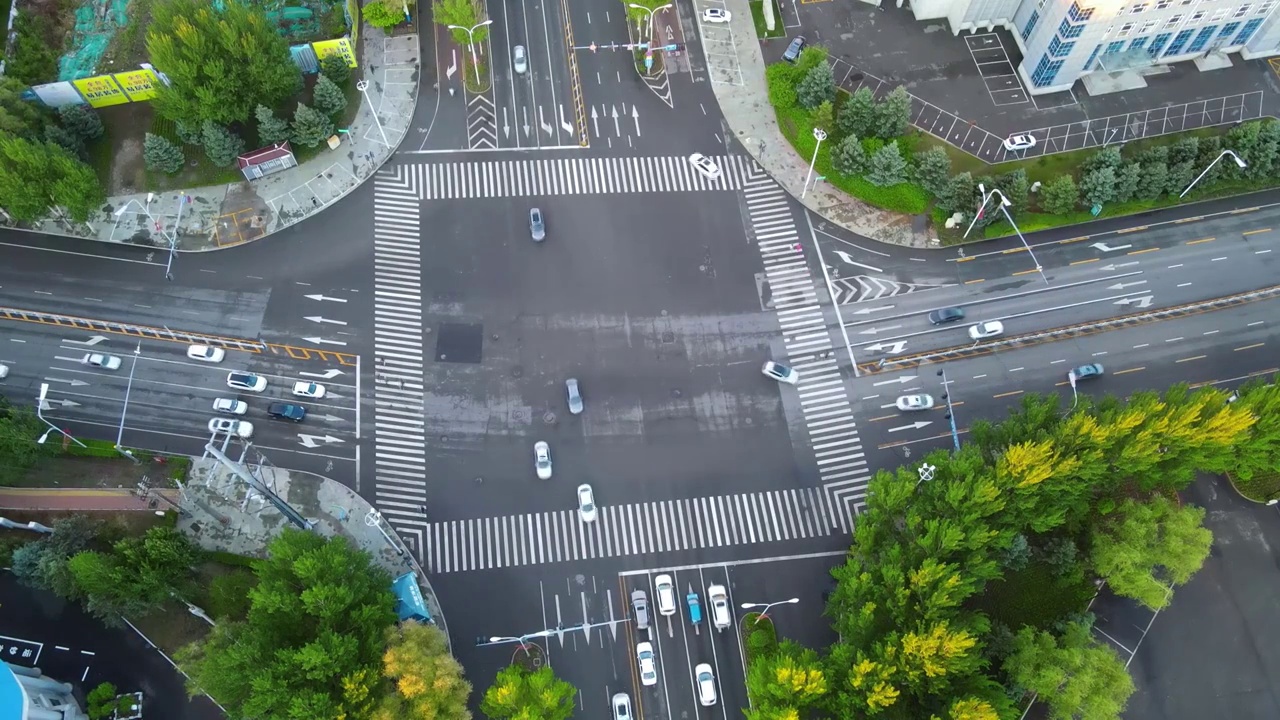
[304,316,348,326]
[1091,242,1133,252]
[43,377,89,387]
[865,341,908,354]
[538,106,552,136]
[611,105,620,136]
[559,104,573,134]
[302,337,347,346]
[304,294,347,303]
[39,399,82,410]
[852,305,894,315]
[872,375,917,387]
[590,106,599,137]
[315,414,346,423]
[1114,295,1154,308]
[631,106,640,136]
[298,434,344,449]
[299,368,346,380]
[832,250,884,273]
[1100,262,1140,271]
[522,106,531,138]
[502,108,510,138]
[1107,280,1147,290]
[64,335,107,346]
[858,324,902,335]
[889,421,933,433]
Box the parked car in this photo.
[695,663,718,706]
[1070,363,1104,380]
[688,152,721,179]
[928,306,966,325]
[782,35,806,62]
[268,402,306,422]
[968,320,1004,339]
[227,371,267,392]
[631,589,650,631]
[534,441,553,479]
[577,483,597,522]
[513,44,528,74]
[702,7,731,22]
[707,584,731,631]
[292,381,326,399]
[212,398,247,415]
[0,364,10,379]
[1003,133,1036,151]
[82,353,122,370]
[187,344,225,363]
[761,360,800,385]
[208,418,253,438]
[529,207,546,242]
[896,394,935,412]
[611,692,633,720]
[654,574,676,616]
[566,378,583,414]
[636,642,657,686]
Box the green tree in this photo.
[254,104,292,146]
[1231,379,1280,485]
[143,132,185,174]
[176,530,396,720]
[1078,166,1117,208]
[1090,495,1213,610]
[44,125,83,158]
[1138,161,1168,201]
[1246,119,1280,180]
[68,525,199,625]
[744,642,827,718]
[795,60,835,110]
[1003,622,1135,720]
[999,168,1030,214]
[480,665,576,720]
[1040,174,1078,215]
[6,15,59,87]
[833,134,867,176]
[0,133,103,223]
[1165,160,1196,197]
[291,103,334,148]
[320,53,353,85]
[147,0,302,127]
[913,146,951,199]
[58,104,104,143]
[837,86,876,140]
[206,570,256,621]
[200,121,245,167]
[866,140,907,187]
[1113,162,1142,203]
[0,77,48,139]
[435,0,486,46]
[174,120,202,146]
[811,100,834,133]
[85,682,135,720]
[940,171,975,213]
[364,0,406,29]
[873,86,912,139]
[313,74,348,117]
[372,621,472,720]
[1081,144,1123,175]
[10,515,102,596]
[1168,135,1200,165]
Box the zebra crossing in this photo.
[371,172,429,525]
[379,154,754,200]
[410,487,839,573]
[743,168,872,529]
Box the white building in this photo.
[908,0,1280,94]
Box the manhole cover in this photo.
[512,365,524,378]
[662,331,675,343]
[543,412,557,424]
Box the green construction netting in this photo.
[58,0,129,81]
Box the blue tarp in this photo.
[0,662,26,720]
[392,572,431,624]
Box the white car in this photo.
[695,663,717,706]
[82,353,122,370]
[534,441,553,480]
[654,574,676,616]
[707,584,731,630]
[0,364,9,379]
[208,418,254,438]
[968,320,1004,340]
[187,345,225,363]
[513,45,528,75]
[896,394,935,412]
[611,692,633,720]
[292,381,326,399]
[702,7,731,22]
[577,483,597,523]
[226,371,267,392]
[212,398,247,415]
[688,152,721,179]
[636,642,657,686]
[761,360,799,385]
[1003,133,1036,151]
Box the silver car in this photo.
[631,589,650,631]
[534,441,552,480]
[612,692,633,720]
[513,44,527,74]
[566,378,583,414]
[529,207,545,242]
[82,353,122,370]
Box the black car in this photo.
[268,402,306,422]
[928,306,966,325]
[782,36,806,63]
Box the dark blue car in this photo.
[268,402,306,422]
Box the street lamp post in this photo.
[964,184,1046,284]
[740,597,799,624]
[801,128,826,199]
[628,3,672,40]
[113,194,188,281]
[35,383,86,448]
[447,20,494,86]
[485,630,555,656]
[937,368,960,452]
[1180,149,1246,198]
[114,342,143,464]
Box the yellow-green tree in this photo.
[480,665,575,720]
[373,621,472,719]
[1090,495,1213,610]
[1003,622,1134,719]
[744,642,826,719]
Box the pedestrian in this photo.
[420,504,428,516]
[794,243,803,252]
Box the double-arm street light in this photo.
[937,368,961,452]
[740,597,799,624]
[486,629,556,657]
[964,184,1046,284]
[36,383,86,448]
[114,341,143,464]
[448,20,493,86]
[1180,149,1246,198]
[113,194,189,281]
[628,3,672,40]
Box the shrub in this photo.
[1041,174,1079,215]
[312,74,348,116]
[200,121,245,167]
[765,62,802,109]
[833,134,867,176]
[320,53,353,84]
[796,60,835,109]
[866,140,908,187]
[811,100,833,133]
[255,104,292,146]
[143,133,185,174]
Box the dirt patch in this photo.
[131,598,212,655]
[96,101,153,194]
[20,456,161,489]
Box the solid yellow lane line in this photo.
[1185,237,1216,245]
[1234,343,1265,351]
[1113,367,1145,375]
[993,390,1024,399]
[1127,247,1160,255]
[1071,258,1099,266]
[1175,355,1207,363]
[1243,228,1271,236]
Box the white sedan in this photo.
[761,360,800,385]
[695,663,718,705]
[688,153,722,179]
[968,320,1004,339]
[82,353,122,370]
[896,394,935,412]
[577,483,597,522]
[534,441,553,480]
[208,418,254,438]
[1003,133,1036,151]
[292,381,326,399]
[187,345,225,363]
[636,642,657,686]
[702,7,731,22]
[654,574,677,616]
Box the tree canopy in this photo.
[374,621,472,719]
[480,665,576,720]
[0,132,103,222]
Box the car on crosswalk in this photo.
[654,574,676,616]
[534,441,553,479]
[688,153,721,179]
[761,360,799,385]
[636,642,657,686]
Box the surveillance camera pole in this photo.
[937,368,961,452]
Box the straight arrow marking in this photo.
[304,294,348,303]
[873,375,917,387]
[304,316,348,326]
[299,369,346,379]
[65,335,108,346]
[889,421,932,432]
[302,337,348,347]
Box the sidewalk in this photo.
[713,0,930,248]
[9,24,419,251]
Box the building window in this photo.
[1068,2,1096,22]
[1165,14,1183,28]
[1259,2,1274,15]
[1190,10,1205,22]
[1059,18,1086,37]
[1209,7,1228,21]
[1106,40,1126,54]
[1022,10,1041,40]
[1118,22,1135,36]
[1048,36,1077,56]
[1155,0,1171,7]
[1084,43,1103,69]
[1140,20,1157,33]
[1235,4,1252,16]
[1187,25,1217,51]
[1129,36,1149,50]
[1148,31,1172,54]
[1165,27,1195,53]
[1031,55,1065,87]
[1130,2,1148,11]
[1236,17,1264,42]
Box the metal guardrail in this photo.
[560,0,589,147]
